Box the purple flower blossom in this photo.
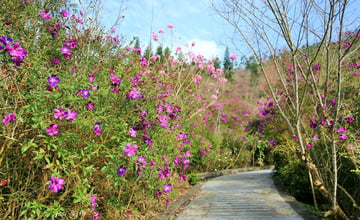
[87,101,95,110]
[39,12,51,20]
[46,124,59,136]
[309,118,317,128]
[54,107,65,119]
[89,75,95,83]
[61,46,71,59]
[330,99,337,106]
[158,115,169,128]
[2,112,16,124]
[64,109,77,120]
[268,140,277,146]
[163,184,172,193]
[156,190,162,199]
[336,127,347,134]
[117,165,127,176]
[339,133,347,140]
[93,122,101,136]
[137,156,147,167]
[48,75,60,87]
[346,116,354,123]
[159,164,170,180]
[81,89,90,98]
[60,10,70,17]
[312,63,321,72]
[306,143,312,148]
[110,75,121,85]
[140,57,147,65]
[6,43,27,59]
[90,194,97,212]
[127,87,141,100]
[48,176,65,193]
[129,128,137,137]
[123,143,138,157]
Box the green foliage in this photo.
[144,43,152,58]
[241,55,259,86]
[273,150,314,203]
[213,57,221,69]
[223,46,234,80]
[134,37,140,48]
[156,45,163,56]
[187,173,201,186]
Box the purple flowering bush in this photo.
[2,0,358,219]
[0,1,257,219]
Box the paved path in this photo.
[176,169,319,220]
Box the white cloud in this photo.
[183,39,222,60]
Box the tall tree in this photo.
[223,47,234,80]
[212,0,360,218]
[213,57,221,69]
[134,37,140,48]
[144,43,152,59]
[223,46,233,71]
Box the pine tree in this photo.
[164,47,171,57]
[223,47,234,80]
[135,37,140,48]
[144,43,152,59]
[156,45,163,56]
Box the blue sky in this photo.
[74,0,360,61]
[99,0,236,60]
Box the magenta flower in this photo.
[167,24,174,29]
[93,122,101,136]
[53,107,65,119]
[89,75,95,83]
[137,156,147,167]
[117,165,127,176]
[2,112,16,124]
[312,63,321,72]
[61,46,71,59]
[110,75,121,85]
[152,33,159,41]
[81,89,90,98]
[339,133,347,140]
[330,99,336,106]
[64,109,77,120]
[129,128,137,137]
[60,10,70,17]
[229,54,237,60]
[164,184,172,193]
[123,143,138,157]
[6,43,27,59]
[46,124,59,136]
[87,101,95,110]
[48,74,60,88]
[159,29,165,33]
[306,143,312,148]
[48,176,65,193]
[336,127,347,134]
[90,194,97,212]
[127,87,141,100]
[346,116,354,123]
[39,12,51,20]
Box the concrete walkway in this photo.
[176,169,319,220]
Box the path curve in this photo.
[175,169,319,220]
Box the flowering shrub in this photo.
[0,0,267,219]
